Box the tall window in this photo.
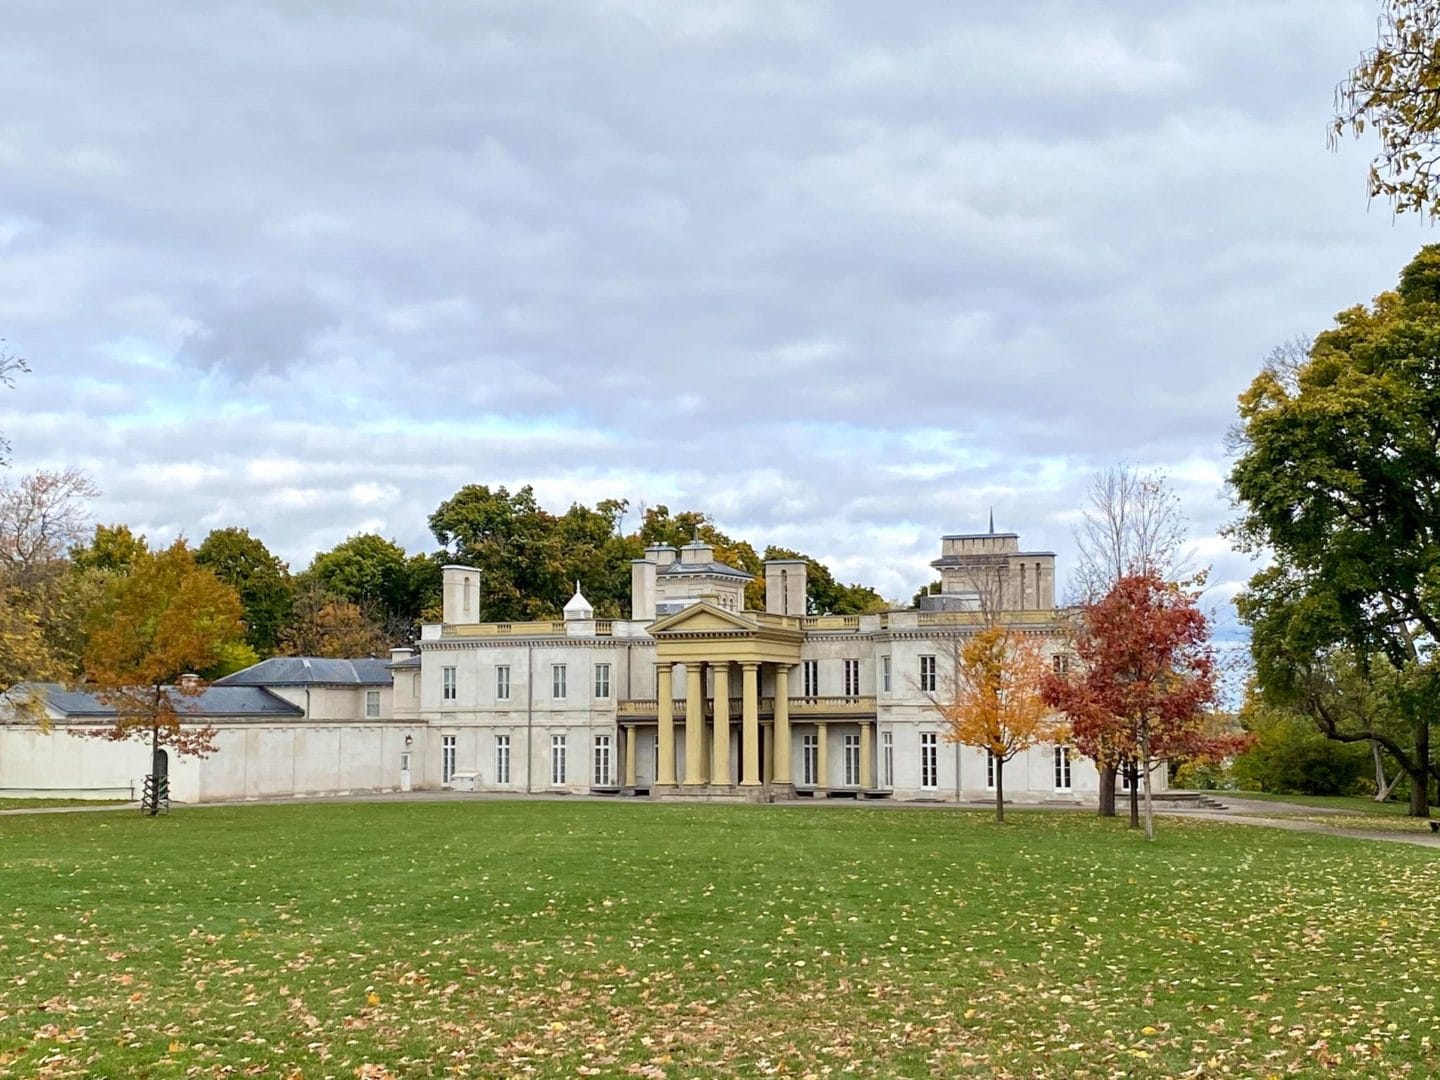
[1052,654,1069,675]
[919,655,937,693]
[442,735,457,784]
[551,734,567,785]
[1053,745,1072,792]
[801,733,819,786]
[843,733,861,786]
[552,664,567,700]
[442,666,457,701]
[985,749,997,790]
[802,659,819,698]
[920,731,938,789]
[843,659,860,696]
[881,655,892,694]
[594,663,611,699]
[495,735,511,785]
[365,690,380,718]
[593,734,613,785]
[496,665,511,701]
[882,731,894,788]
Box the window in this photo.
[1120,762,1135,792]
[1054,745,1072,792]
[593,735,612,785]
[594,663,611,699]
[802,659,819,698]
[801,733,819,786]
[843,733,861,786]
[881,655,891,694]
[365,690,380,718]
[442,735,457,784]
[1052,654,1069,676]
[496,665,511,701]
[495,735,511,785]
[882,731,894,788]
[920,732,938,790]
[919,655,937,693]
[442,666,457,701]
[552,664,567,700]
[551,734,567,785]
[985,749,996,790]
[843,659,860,697]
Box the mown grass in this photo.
[0,798,131,811]
[1225,791,1413,816]
[1,801,1437,1079]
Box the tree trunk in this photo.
[1127,761,1140,829]
[995,757,1005,823]
[1408,719,1431,818]
[149,723,160,818]
[1372,742,1401,803]
[1140,733,1155,841]
[1098,762,1117,817]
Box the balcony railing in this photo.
[449,620,567,637]
[616,695,876,718]
[801,615,861,630]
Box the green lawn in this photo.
[1225,790,1414,816]
[0,798,132,811]
[1,802,1437,1079]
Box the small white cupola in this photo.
[563,581,594,621]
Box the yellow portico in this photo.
[643,600,804,794]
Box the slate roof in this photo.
[215,657,392,687]
[658,560,754,581]
[11,683,303,719]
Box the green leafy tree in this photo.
[302,534,439,641]
[1230,246,1440,816]
[196,527,293,654]
[71,523,149,574]
[1334,1,1440,217]
[1231,693,1371,797]
[639,505,765,609]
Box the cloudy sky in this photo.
[0,1,1431,620]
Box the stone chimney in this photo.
[441,565,482,625]
[764,559,808,616]
[631,557,657,622]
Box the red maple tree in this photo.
[1042,573,1237,839]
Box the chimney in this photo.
[631,558,657,622]
[441,565,482,625]
[389,647,415,664]
[178,673,201,691]
[764,559,808,616]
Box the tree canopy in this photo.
[1230,245,1440,815]
[1335,1,1440,217]
[196,526,293,654]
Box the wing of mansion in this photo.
[1,526,1164,804]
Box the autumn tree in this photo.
[279,580,388,658]
[1069,465,1195,816]
[82,541,246,805]
[926,626,1060,822]
[71,523,149,574]
[1043,574,1226,840]
[0,470,102,698]
[196,527,293,654]
[1334,1,1440,217]
[1230,247,1440,816]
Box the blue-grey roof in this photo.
[658,560,754,581]
[16,683,303,718]
[216,657,392,687]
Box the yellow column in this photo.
[712,662,731,787]
[685,662,706,785]
[656,663,675,786]
[740,662,760,786]
[624,726,637,787]
[860,720,874,789]
[816,722,829,790]
[773,664,792,785]
[763,719,774,783]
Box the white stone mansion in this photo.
[1,527,1158,804]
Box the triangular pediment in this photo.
[648,601,755,636]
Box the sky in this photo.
[0,0,1433,625]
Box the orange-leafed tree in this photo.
[82,540,246,785]
[926,625,1061,822]
[1042,573,1231,840]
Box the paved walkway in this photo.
[3,790,1438,848]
